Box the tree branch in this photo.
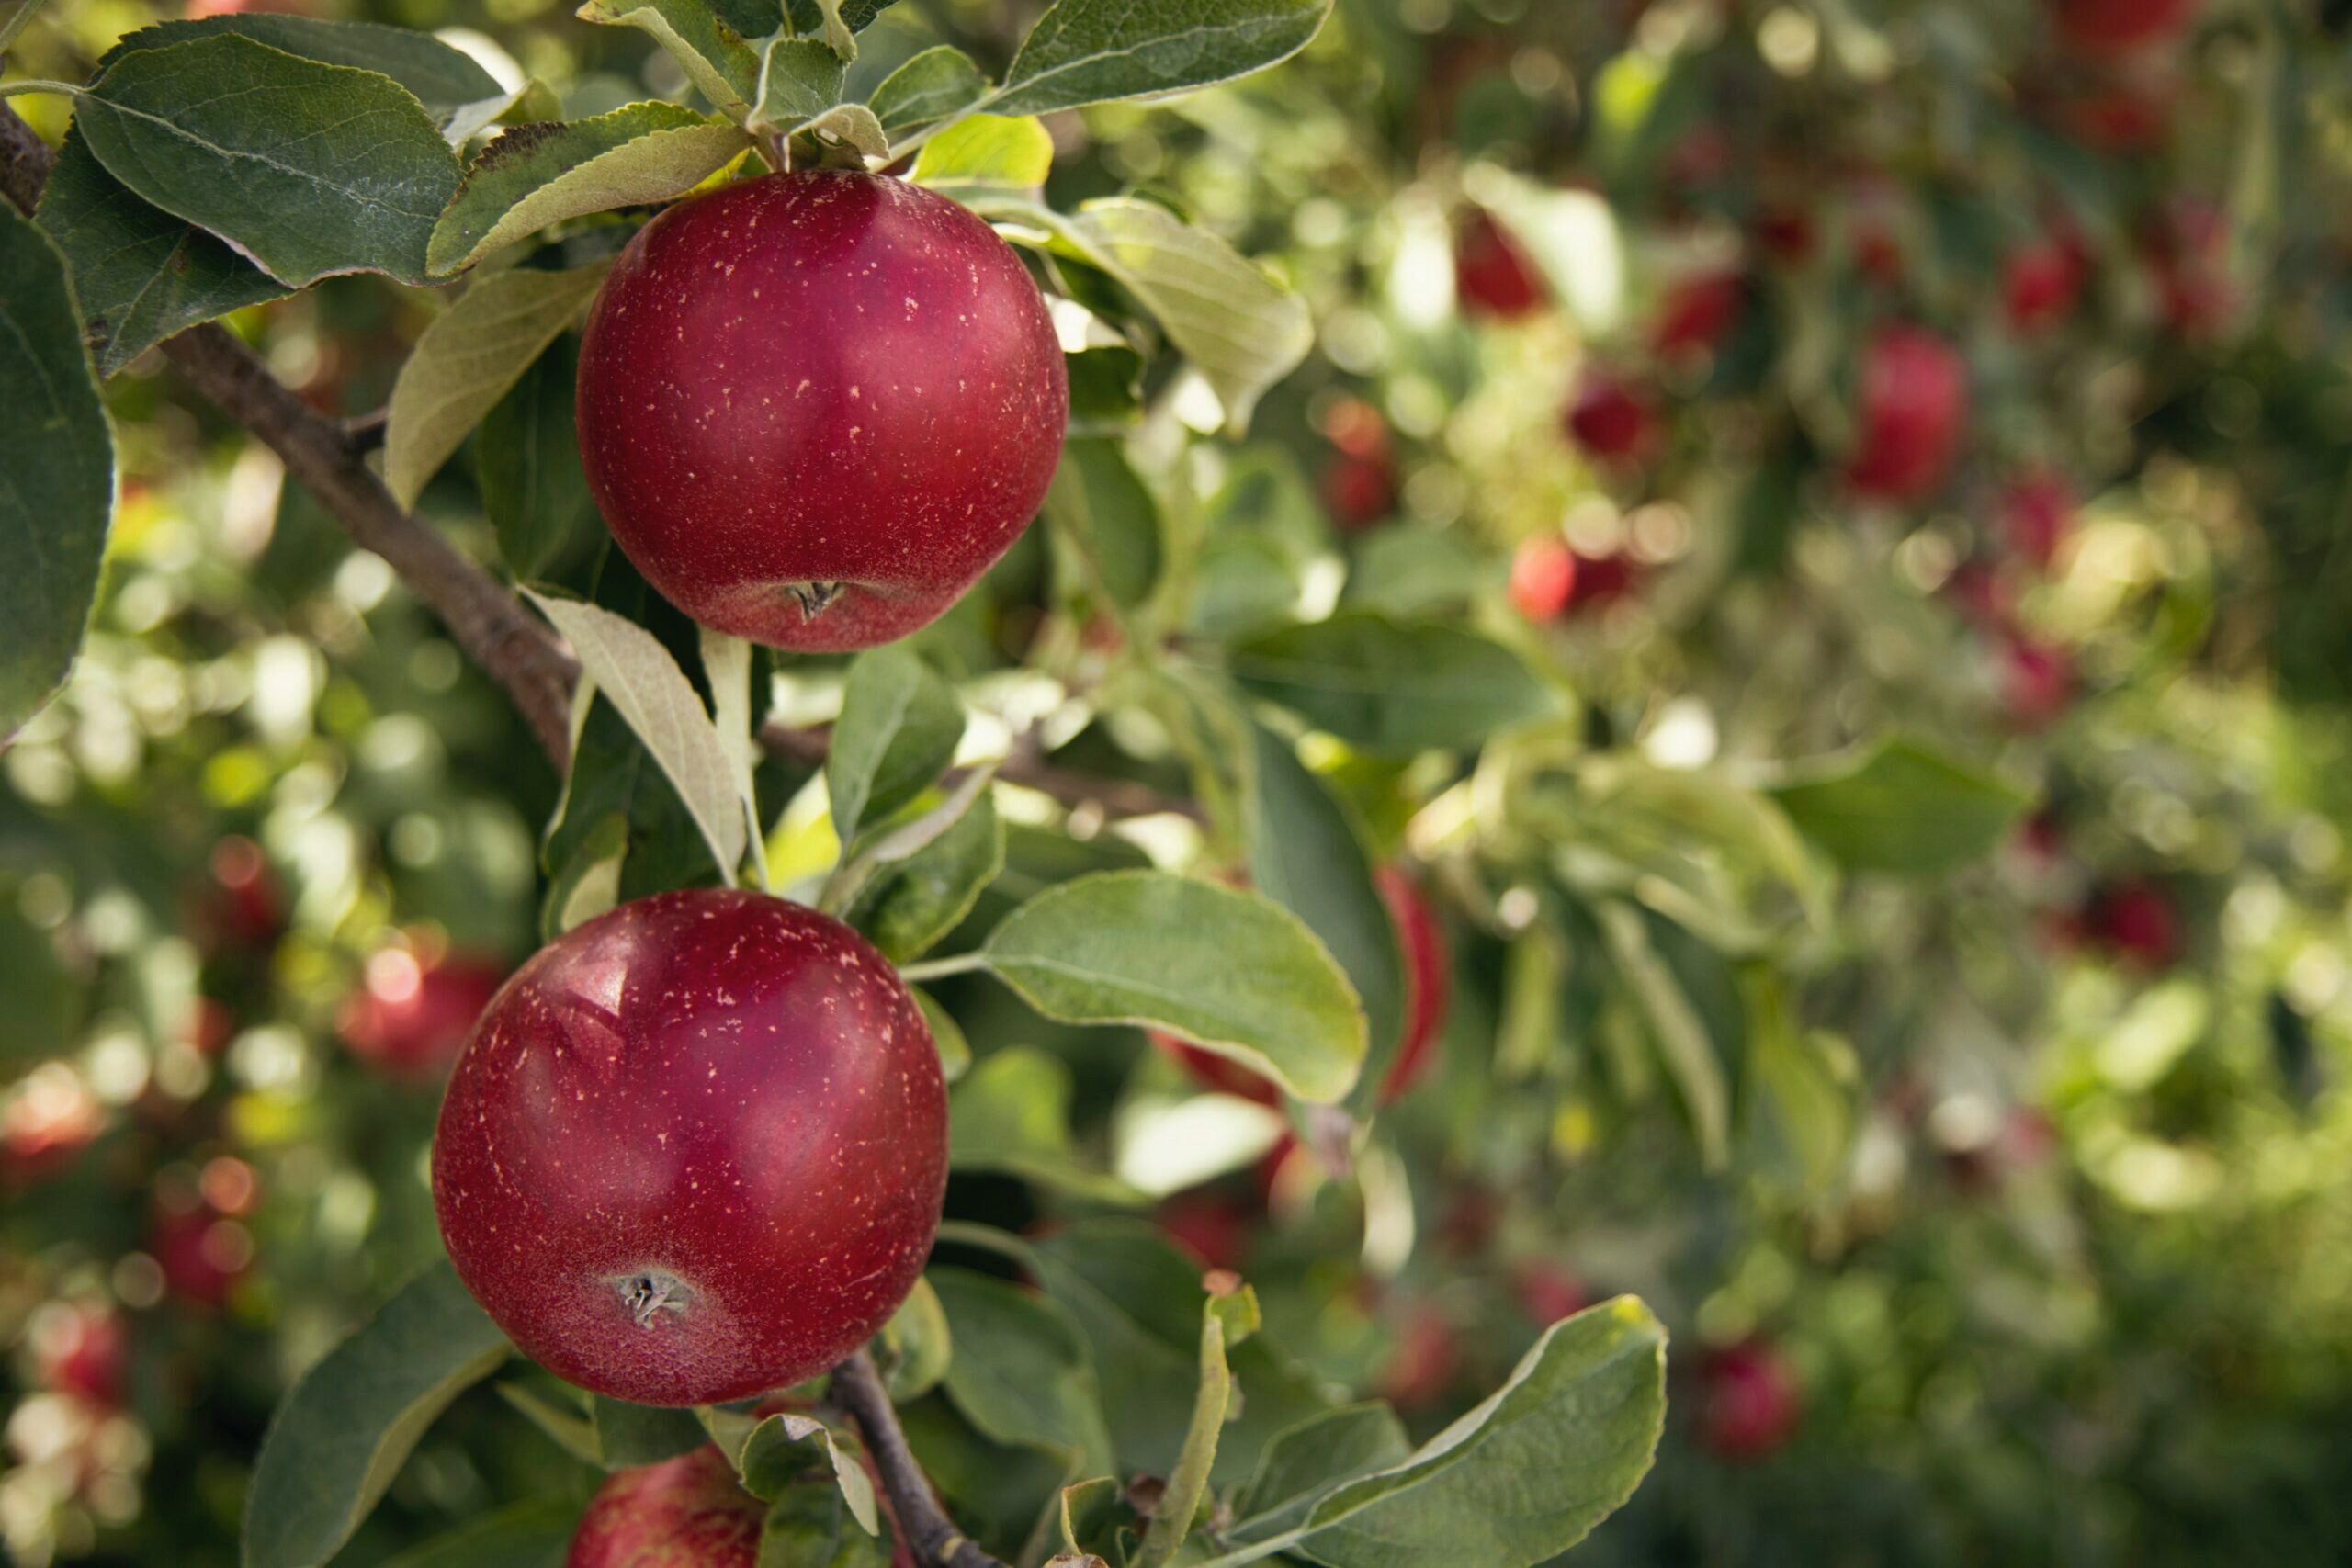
[1,98,1204,823]
[829,1348,1009,1568]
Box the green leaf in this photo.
[1134,1299,1238,1568]
[828,646,964,850]
[592,1396,708,1469]
[0,203,115,743]
[35,127,288,378]
[479,335,599,583]
[949,1045,1144,1203]
[760,1477,898,1567]
[877,1275,953,1402]
[241,1262,510,1568]
[930,1267,1116,1476]
[1029,1222,1329,1485]
[527,590,751,879]
[738,1414,878,1533]
[910,114,1056,197]
[859,790,1003,962]
[1041,438,1161,612]
[1244,721,1404,1110]
[992,0,1331,118]
[1223,1299,1666,1568]
[386,263,608,510]
[74,34,462,288]
[797,104,890,164]
[1067,344,1146,429]
[977,871,1366,1104]
[752,35,850,131]
[1769,735,2032,877]
[1596,902,1736,1171]
[94,17,508,139]
[379,1497,577,1568]
[802,0,859,56]
[868,45,990,140]
[494,1381,603,1466]
[577,0,762,122]
[1037,197,1312,434]
[1228,1404,1409,1541]
[428,104,748,276]
[1229,613,1557,755]
[912,988,971,1082]
[786,0,897,38]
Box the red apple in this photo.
[336,947,506,1080]
[1378,1303,1461,1412]
[2002,470,2076,569]
[2004,231,2090,334]
[1695,1340,1803,1460]
[2,1065,103,1184]
[30,1303,128,1408]
[1564,371,1657,463]
[2050,0,2201,54]
[1158,1194,1253,1274]
[1846,324,1969,504]
[2147,196,2234,338]
[433,889,948,1406]
[150,1197,254,1309]
[2001,636,2074,728]
[1320,397,1396,532]
[1510,537,1578,623]
[1653,270,1744,357]
[1454,208,1546,321]
[1153,867,1448,1106]
[1754,206,1816,265]
[1512,1262,1589,1327]
[190,835,282,956]
[575,171,1067,652]
[567,1443,761,1568]
[2089,879,2180,967]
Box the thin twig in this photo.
[829,1348,1009,1568]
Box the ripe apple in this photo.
[2001,635,2075,728]
[1320,397,1396,532]
[2050,0,2202,54]
[30,1303,128,1408]
[567,1443,761,1568]
[1845,323,1969,504]
[1652,270,1744,358]
[151,1197,254,1308]
[2002,471,2076,570]
[1564,371,1657,464]
[1152,867,1448,1106]
[335,946,505,1080]
[1454,208,1546,322]
[433,888,948,1406]
[2004,231,2090,335]
[189,835,282,957]
[1510,537,1578,623]
[575,172,1068,652]
[2088,878,2180,968]
[1695,1340,1803,1460]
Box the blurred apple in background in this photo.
[336,945,507,1081]
[1696,1340,1804,1460]
[1454,207,1547,322]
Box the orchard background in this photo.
[4,0,2352,1563]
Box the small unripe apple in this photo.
[433,889,948,1406]
[1564,371,1657,464]
[1652,270,1744,358]
[576,172,1068,652]
[1846,324,1969,504]
[567,1443,760,1568]
[1454,208,1545,321]
[1153,868,1448,1106]
[336,947,506,1080]
[2001,472,2076,570]
[30,1303,128,1408]
[2050,0,2201,54]
[1695,1341,1802,1460]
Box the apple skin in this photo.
[1845,323,1969,504]
[2051,0,2201,54]
[1564,371,1657,463]
[1153,867,1447,1107]
[1454,208,1546,321]
[433,888,948,1407]
[336,949,506,1080]
[576,171,1068,652]
[1695,1341,1803,1460]
[567,1444,761,1568]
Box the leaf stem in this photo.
[1187,1531,1307,1568]
[895,952,987,985]
[0,78,75,99]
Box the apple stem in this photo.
[830,1348,1010,1568]
[786,581,847,622]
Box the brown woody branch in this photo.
[829,1348,1009,1568]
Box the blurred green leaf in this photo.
[1231,613,1558,755]
[242,1263,510,1568]
[878,1275,953,1402]
[0,202,113,743]
[1770,736,2032,876]
[378,1497,576,1568]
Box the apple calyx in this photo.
[615,1268,695,1328]
[786,581,848,622]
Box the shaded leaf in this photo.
[828,646,964,850]
[74,34,461,288]
[428,103,748,275]
[1041,437,1161,611]
[379,1496,577,1568]
[877,1275,953,1402]
[868,46,990,139]
[241,1263,510,1568]
[1230,612,1557,754]
[993,0,1331,118]
[95,16,506,137]
[859,790,1004,962]
[977,871,1366,1103]
[930,1267,1116,1476]
[592,1396,707,1468]
[0,203,115,742]
[1770,734,2031,876]
[752,36,849,130]
[1227,1404,1409,1541]
[578,0,762,121]
[912,988,971,1082]
[950,1045,1144,1203]
[479,334,599,583]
